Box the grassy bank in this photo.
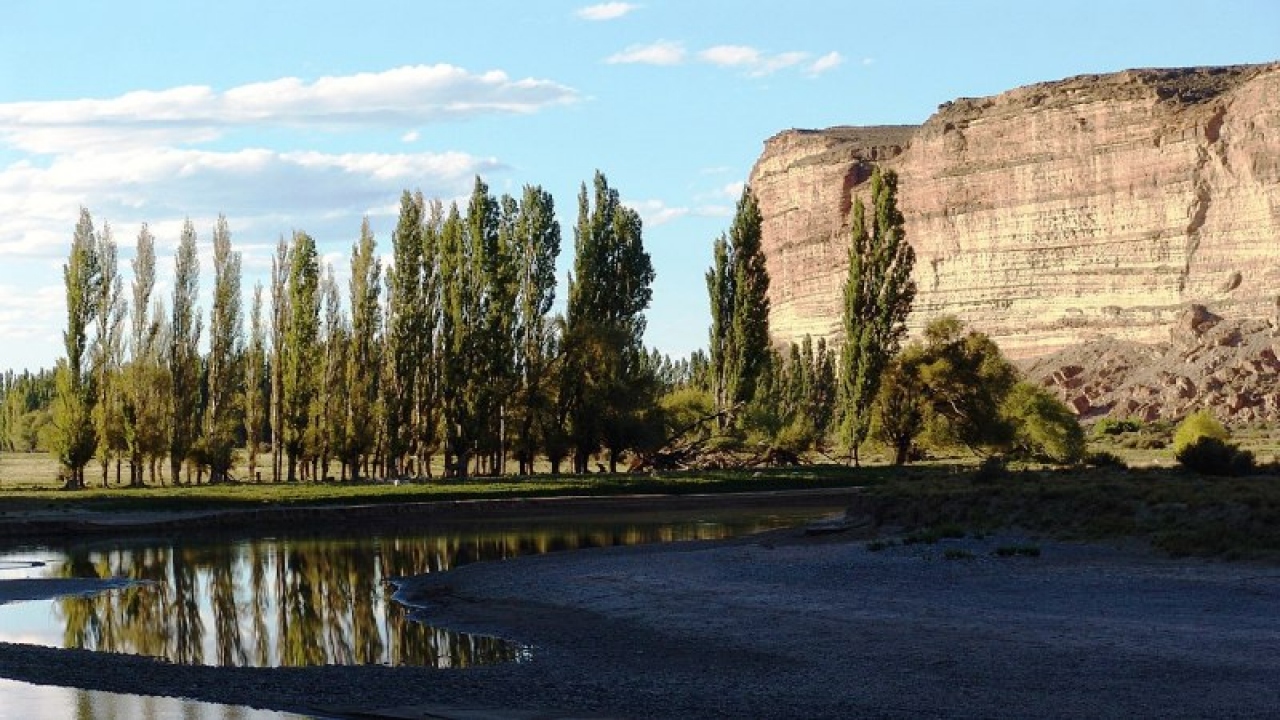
[853,463,1280,559]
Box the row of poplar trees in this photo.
[50,171,655,487]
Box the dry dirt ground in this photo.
[2,501,1280,719]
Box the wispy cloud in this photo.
[611,43,838,77]
[575,2,640,21]
[606,40,686,66]
[808,51,844,76]
[0,64,580,153]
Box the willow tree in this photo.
[839,167,916,466]
[204,215,243,483]
[168,219,203,484]
[52,208,102,489]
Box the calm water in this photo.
[0,508,837,671]
[0,677,308,720]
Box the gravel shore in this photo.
[3,504,1280,718]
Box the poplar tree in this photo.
[512,185,561,475]
[839,167,916,466]
[705,186,771,429]
[282,231,320,482]
[344,218,382,481]
[315,264,347,479]
[52,208,101,489]
[244,284,266,482]
[385,191,426,477]
[92,222,126,486]
[204,215,243,483]
[564,171,655,473]
[268,238,289,482]
[168,219,203,484]
[439,203,478,476]
[471,179,515,474]
[124,224,162,486]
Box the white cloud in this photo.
[606,41,686,66]
[576,2,640,21]
[0,147,502,259]
[698,45,761,68]
[808,51,844,76]
[616,43,824,77]
[401,130,420,142]
[0,64,580,154]
[721,180,746,199]
[625,199,733,227]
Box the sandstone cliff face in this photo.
[751,64,1280,366]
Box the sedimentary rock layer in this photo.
[751,63,1280,362]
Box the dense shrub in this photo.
[972,455,1008,482]
[1175,436,1254,476]
[1000,382,1086,464]
[1092,418,1141,437]
[1172,410,1229,454]
[1085,451,1127,469]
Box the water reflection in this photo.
[0,510,828,670]
[0,677,308,720]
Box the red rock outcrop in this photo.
[751,63,1280,363]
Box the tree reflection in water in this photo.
[39,513,811,669]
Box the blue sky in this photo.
[0,0,1277,372]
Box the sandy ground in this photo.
[2,500,1280,718]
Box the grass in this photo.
[0,451,945,515]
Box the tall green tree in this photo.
[124,224,164,485]
[415,200,444,477]
[244,283,266,482]
[92,222,126,486]
[204,215,243,483]
[439,201,480,476]
[385,191,427,477]
[282,231,320,482]
[344,218,382,481]
[314,264,347,480]
[168,219,203,484]
[52,208,102,489]
[512,185,561,475]
[563,171,656,473]
[268,237,289,482]
[839,167,916,466]
[473,180,517,474]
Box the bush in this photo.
[1172,410,1229,454]
[1085,451,1127,469]
[1000,382,1086,464]
[1175,436,1254,476]
[1092,418,1141,437]
[972,455,1008,483]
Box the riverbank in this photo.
[2,494,1280,718]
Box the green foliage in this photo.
[168,218,203,484]
[282,230,320,481]
[706,187,771,426]
[204,215,243,482]
[839,168,916,465]
[1172,410,1229,454]
[343,218,381,481]
[1085,451,1127,469]
[1175,436,1254,476]
[563,171,656,473]
[972,455,1008,482]
[1000,382,1085,464]
[53,208,103,488]
[1092,418,1141,437]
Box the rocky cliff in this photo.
[751,63,1280,364]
